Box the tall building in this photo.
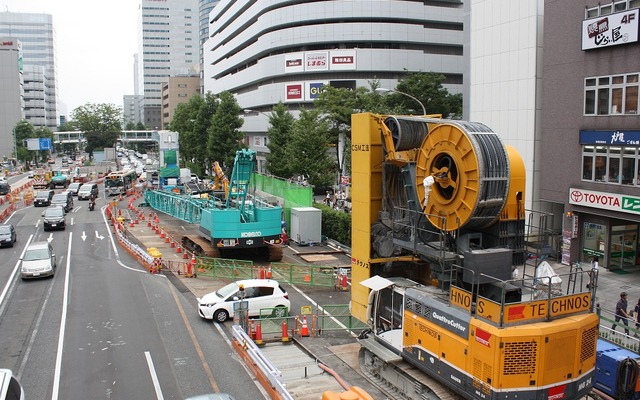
[198,0,219,93]
[0,12,58,131]
[467,0,544,212]
[123,94,143,127]
[137,0,200,129]
[0,38,24,160]
[203,0,465,172]
[541,0,640,270]
[161,75,200,129]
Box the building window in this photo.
[584,73,640,115]
[586,0,640,17]
[582,145,639,184]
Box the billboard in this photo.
[582,9,639,50]
[284,52,304,73]
[329,50,356,70]
[307,81,328,100]
[304,51,329,71]
[26,138,52,151]
[284,83,304,102]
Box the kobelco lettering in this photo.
[241,231,262,238]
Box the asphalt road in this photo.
[0,179,267,400]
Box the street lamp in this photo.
[243,109,271,118]
[375,87,426,115]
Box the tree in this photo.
[71,103,122,159]
[286,108,334,189]
[394,71,462,117]
[265,102,295,178]
[13,120,36,167]
[207,91,244,175]
[171,92,219,176]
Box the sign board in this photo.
[579,129,640,145]
[569,187,640,215]
[27,138,52,151]
[582,9,639,50]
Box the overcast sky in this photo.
[1,0,139,116]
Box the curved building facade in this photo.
[203,0,465,170]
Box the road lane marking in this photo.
[52,232,73,400]
[167,283,220,393]
[0,235,33,312]
[17,270,56,380]
[145,351,165,400]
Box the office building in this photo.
[541,0,640,270]
[0,38,24,161]
[161,75,200,129]
[198,0,219,93]
[0,12,58,131]
[203,0,465,172]
[467,0,544,212]
[123,94,144,128]
[137,0,200,129]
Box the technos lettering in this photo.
[432,311,466,333]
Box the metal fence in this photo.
[270,262,338,287]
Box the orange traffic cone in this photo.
[282,320,290,343]
[300,316,309,337]
[266,265,272,279]
[129,220,135,228]
[254,322,264,346]
[160,229,165,239]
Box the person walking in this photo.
[612,291,630,336]
[634,298,640,338]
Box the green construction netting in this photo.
[253,173,313,229]
[163,150,177,166]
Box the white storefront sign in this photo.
[569,187,640,215]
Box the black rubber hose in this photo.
[615,357,639,399]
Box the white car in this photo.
[197,279,290,322]
[21,241,56,279]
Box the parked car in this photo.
[197,279,290,322]
[42,206,66,231]
[0,183,10,196]
[0,368,24,399]
[77,183,99,200]
[51,192,73,213]
[0,224,17,248]
[185,395,235,400]
[33,190,55,207]
[20,241,56,279]
[67,182,82,196]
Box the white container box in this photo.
[290,207,322,244]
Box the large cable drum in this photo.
[416,121,510,231]
[382,116,510,231]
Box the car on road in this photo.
[197,279,290,322]
[185,394,235,400]
[20,241,56,279]
[0,183,10,196]
[0,224,17,248]
[77,183,99,200]
[0,368,24,399]
[67,182,82,196]
[33,190,55,207]
[51,192,73,213]
[42,206,66,231]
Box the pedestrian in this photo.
[325,191,331,206]
[612,291,630,336]
[635,298,640,338]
